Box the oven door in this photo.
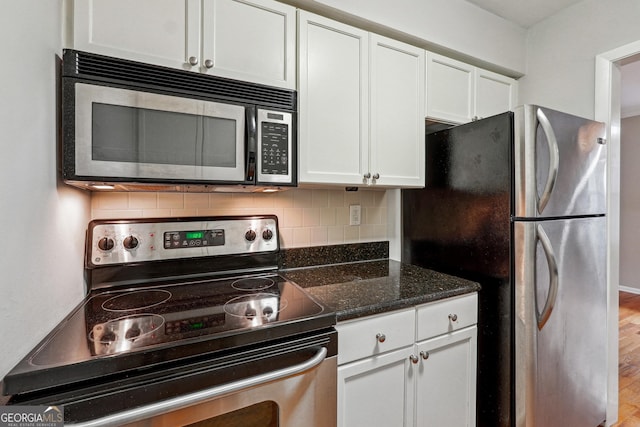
[70,82,248,183]
[120,352,336,427]
[23,331,337,427]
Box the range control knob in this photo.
[97,237,115,251]
[245,229,257,242]
[123,235,139,250]
[262,229,274,241]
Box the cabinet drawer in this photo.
[416,293,478,341]
[337,308,415,365]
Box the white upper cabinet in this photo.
[426,53,475,124]
[474,67,518,119]
[298,11,369,186]
[369,35,425,187]
[201,0,295,87]
[72,0,296,89]
[73,0,197,70]
[426,52,517,124]
[298,12,425,188]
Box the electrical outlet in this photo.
[349,204,361,226]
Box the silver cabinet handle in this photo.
[409,354,419,364]
[372,173,380,180]
[204,59,214,69]
[376,333,386,343]
[535,108,559,215]
[535,224,558,330]
[448,314,458,322]
[420,351,429,360]
[364,172,371,179]
[67,347,328,426]
[187,56,198,66]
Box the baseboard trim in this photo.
[619,285,640,295]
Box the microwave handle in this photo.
[246,106,257,182]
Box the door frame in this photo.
[595,39,640,426]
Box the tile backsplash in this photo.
[91,189,389,248]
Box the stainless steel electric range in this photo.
[1,215,337,426]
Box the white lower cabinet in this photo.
[338,346,414,427]
[415,327,477,426]
[337,293,478,427]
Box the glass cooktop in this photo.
[3,274,334,396]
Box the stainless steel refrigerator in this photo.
[402,105,607,427]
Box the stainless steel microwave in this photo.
[61,50,296,192]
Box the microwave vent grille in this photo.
[63,50,296,111]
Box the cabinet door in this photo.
[202,0,296,88]
[426,52,474,124]
[73,0,200,71]
[369,35,425,188]
[475,68,517,119]
[338,347,415,427]
[415,327,477,427]
[298,12,369,185]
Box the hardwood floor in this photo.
[614,291,640,426]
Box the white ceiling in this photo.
[465,0,584,28]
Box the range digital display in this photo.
[185,231,204,239]
[164,229,225,249]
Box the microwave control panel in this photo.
[261,121,289,175]
[257,109,293,184]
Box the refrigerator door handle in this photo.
[536,108,560,215]
[535,224,559,330]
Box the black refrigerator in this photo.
[402,105,608,427]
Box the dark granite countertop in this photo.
[280,259,480,322]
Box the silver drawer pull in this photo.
[448,314,458,322]
[376,333,386,343]
[420,351,430,360]
[409,354,419,364]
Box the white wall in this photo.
[520,0,640,119]
[0,1,90,379]
[620,115,640,290]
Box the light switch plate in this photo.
[349,204,361,226]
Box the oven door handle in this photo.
[67,346,328,427]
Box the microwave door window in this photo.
[90,103,243,181]
[92,104,200,166]
[202,116,237,169]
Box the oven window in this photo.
[184,401,279,427]
[91,103,237,168]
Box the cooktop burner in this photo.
[89,313,165,355]
[231,277,275,291]
[1,216,336,398]
[102,289,172,311]
[224,292,288,322]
